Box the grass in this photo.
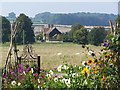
[0,42,102,69]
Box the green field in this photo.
[0,43,102,69]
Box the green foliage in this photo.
[15,14,35,44]
[35,33,43,41]
[0,16,11,43]
[33,12,117,26]
[73,28,88,44]
[69,23,83,42]
[88,27,107,46]
[61,33,72,42]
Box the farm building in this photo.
[33,24,71,41]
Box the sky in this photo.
[0,2,118,17]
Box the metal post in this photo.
[37,56,40,74]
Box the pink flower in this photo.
[33,73,38,77]
[26,67,31,73]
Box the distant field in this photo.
[0,43,102,69]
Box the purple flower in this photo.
[18,68,24,73]
[33,73,38,77]
[26,67,31,73]
[34,67,38,71]
[40,76,44,79]
[19,64,23,68]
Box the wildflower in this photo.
[18,82,21,86]
[65,78,71,88]
[81,68,90,75]
[93,67,99,74]
[94,59,98,63]
[57,65,62,72]
[23,71,26,75]
[104,53,111,59]
[72,73,78,78]
[54,77,58,82]
[101,75,107,81]
[46,73,51,78]
[26,67,31,73]
[82,61,87,66]
[49,70,54,75]
[38,79,40,83]
[33,73,38,77]
[31,68,34,73]
[62,65,69,70]
[88,50,95,56]
[11,80,16,86]
[18,68,24,73]
[87,58,94,65]
[38,85,40,89]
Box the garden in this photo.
[1,17,120,89]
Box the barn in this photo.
[44,27,62,41]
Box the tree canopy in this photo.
[14,14,35,44]
[73,28,88,44]
[0,16,11,43]
[87,27,107,46]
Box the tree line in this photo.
[61,23,107,46]
[1,13,119,46]
[0,14,35,44]
[33,12,117,26]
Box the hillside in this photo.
[32,12,117,26]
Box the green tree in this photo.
[61,32,72,42]
[15,14,35,44]
[0,16,11,43]
[69,23,83,41]
[35,33,43,41]
[88,27,107,46]
[73,28,88,44]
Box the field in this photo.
[0,43,102,69]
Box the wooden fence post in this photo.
[37,56,40,74]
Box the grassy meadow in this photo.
[0,42,102,69]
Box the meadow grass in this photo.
[0,42,102,69]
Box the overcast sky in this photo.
[1,2,118,17]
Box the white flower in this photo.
[88,50,95,56]
[54,77,58,82]
[72,73,77,78]
[31,68,34,73]
[18,82,21,86]
[65,78,71,88]
[46,73,51,78]
[38,85,40,89]
[81,61,87,66]
[11,80,16,86]
[38,79,40,83]
[61,78,71,87]
[49,70,53,75]
[62,65,69,70]
[57,65,62,72]
[23,71,26,75]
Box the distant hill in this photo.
[6,12,117,26]
[32,12,117,26]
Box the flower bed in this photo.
[2,43,120,89]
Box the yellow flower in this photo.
[104,53,111,60]
[93,67,99,74]
[101,75,107,81]
[81,68,90,75]
[87,58,94,65]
